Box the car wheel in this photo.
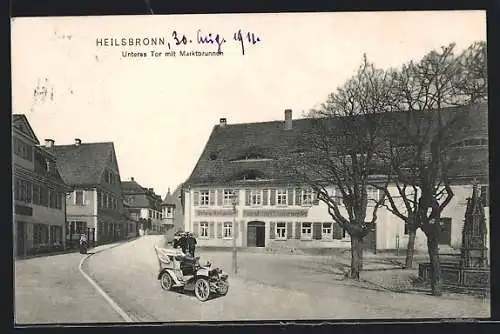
[194,278,210,302]
[218,281,229,296]
[160,272,173,291]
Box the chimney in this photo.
[74,138,82,146]
[219,118,227,127]
[284,109,293,130]
[131,177,134,181]
[44,138,55,149]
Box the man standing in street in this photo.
[187,232,197,257]
[179,232,189,254]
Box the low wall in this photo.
[418,262,490,292]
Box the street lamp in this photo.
[231,190,238,275]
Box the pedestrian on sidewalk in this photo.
[79,233,88,254]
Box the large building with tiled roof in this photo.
[121,177,165,234]
[13,114,71,257]
[54,138,131,244]
[182,104,489,252]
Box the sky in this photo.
[11,11,486,199]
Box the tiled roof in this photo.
[162,188,176,205]
[54,142,114,186]
[12,114,40,144]
[185,103,488,187]
[121,180,147,194]
[122,180,162,209]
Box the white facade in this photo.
[183,183,489,251]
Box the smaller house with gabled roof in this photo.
[121,177,164,234]
[54,138,128,244]
[13,114,70,257]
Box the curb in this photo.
[78,237,141,323]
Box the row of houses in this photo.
[179,103,490,252]
[12,114,181,257]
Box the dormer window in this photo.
[231,146,273,162]
[236,169,266,181]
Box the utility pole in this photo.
[232,190,238,275]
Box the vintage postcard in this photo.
[11,10,489,325]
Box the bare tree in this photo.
[374,42,487,295]
[287,55,395,279]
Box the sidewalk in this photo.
[14,240,133,325]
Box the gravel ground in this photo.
[14,242,125,325]
[84,235,490,322]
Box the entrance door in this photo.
[16,221,26,257]
[438,218,452,245]
[256,225,265,247]
[247,221,266,247]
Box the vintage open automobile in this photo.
[154,246,229,302]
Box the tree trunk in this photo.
[405,228,417,269]
[426,231,442,296]
[350,235,364,280]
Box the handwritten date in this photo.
[169,29,261,55]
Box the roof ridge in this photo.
[54,141,114,147]
[213,102,487,127]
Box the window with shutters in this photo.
[301,189,313,206]
[223,222,232,238]
[301,222,312,240]
[32,183,41,205]
[75,190,84,206]
[49,190,57,208]
[14,137,33,161]
[250,189,262,206]
[57,192,63,210]
[40,186,48,206]
[276,189,287,206]
[200,190,210,206]
[322,223,333,239]
[276,222,287,240]
[200,222,209,238]
[15,179,33,204]
[223,189,234,205]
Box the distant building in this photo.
[182,104,489,252]
[171,184,185,232]
[160,188,176,233]
[121,177,164,234]
[54,139,128,244]
[123,198,139,239]
[13,115,70,256]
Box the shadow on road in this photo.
[162,287,226,302]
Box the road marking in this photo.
[78,241,137,323]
